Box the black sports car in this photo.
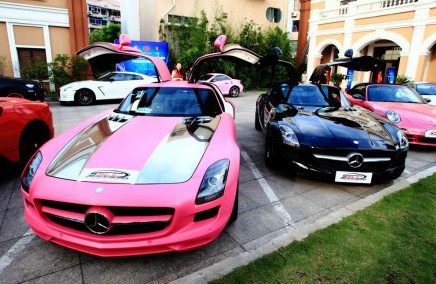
[0,76,46,101]
[255,81,409,184]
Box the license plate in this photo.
[335,171,373,184]
[425,130,436,138]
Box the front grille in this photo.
[39,200,174,236]
[304,147,402,172]
[313,158,391,172]
[417,137,436,145]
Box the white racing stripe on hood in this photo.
[48,114,221,184]
[136,116,220,184]
[136,133,207,184]
[46,113,133,180]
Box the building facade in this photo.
[121,0,301,51]
[306,0,436,85]
[0,0,89,79]
[86,0,121,34]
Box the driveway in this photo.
[0,91,435,283]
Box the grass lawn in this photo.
[213,174,436,283]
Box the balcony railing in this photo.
[357,0,418,13]
[319,0,419,19]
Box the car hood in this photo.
[288,106,395,145]
[371,102,436,127]
[46,113,221,184]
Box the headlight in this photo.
[25,84,34,89]
[21,152,43,193]
[279,124,300,148]
[196,159,230,205]
[386,110,400,123]
[396,130,409,150]
[62,86,73,91]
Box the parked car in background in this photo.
[255,81,408,184]
[21,35,246,257]
[345,83,436,146]
[198,73,243,97]
[0,76,46,101]
[0,97,53,166]
[411,82,436,105]
[59,71,157,106]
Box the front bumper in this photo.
[58,89,76,103]
[21,176,238,257]
[279,144,407,183]
[403,130,436,147]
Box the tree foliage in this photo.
[21,54,89,91]
[89,23,121,44]
[165,8,294,89]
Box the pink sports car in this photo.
[20,35,272,257]
[345,83,436,146]
[198,73,243,97]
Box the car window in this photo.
[199,74,214,81]
[288,85,329,107]
[214,75,228,81]
[416,84,436,95]
[133,75,143,80]
[367,85,425,103]
[268,84,287,105]
[123,74,134,80]
[109,73,126,81]
[117,87,223,117]
[353,85,366,96]
[320,85,350,107]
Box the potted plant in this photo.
[329,72,345,87]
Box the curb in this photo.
[170,165,436,284]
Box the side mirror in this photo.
[425,98,431,103]
[352,94,365,100]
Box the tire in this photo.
[265,132,279,168]
[229,86,240,97]
[19,122,50,164]
[255,109,261,131]
[75,89,95,106]
[228,186,239,224]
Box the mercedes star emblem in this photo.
[347,152,364,168]
[84,211,112,234]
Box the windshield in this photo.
[116,86,223,117]
[416,83,436,96]
[367,85,425,103]
[287,85,330,107]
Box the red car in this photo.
[0,97,53,165]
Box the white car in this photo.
[412,82,436,106]
[59,71,157,106]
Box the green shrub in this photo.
[329,73,345,87]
